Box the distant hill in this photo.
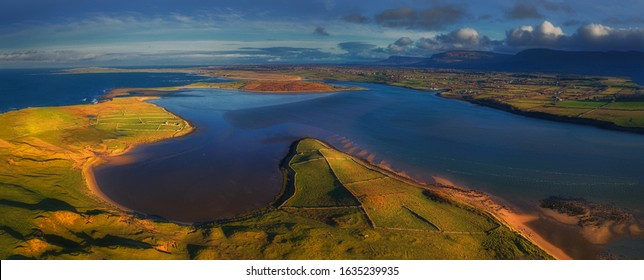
[377,56,427,65]
[376,49,644,84]
[423,50,512,67]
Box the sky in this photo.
[1,0,643,67]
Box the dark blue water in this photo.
[93,84,644,259]
[95,90,329,222]
[3,70,643,258]
[0,69,216,113]
[93,83,644,220]
[225,83,644,213]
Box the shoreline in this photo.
[84,92,606,259]
[80,97,196,222]
[82,156,133,213]
[311,138,566,260]
[82,91,611,259]
[430,177,573,260]
[439,93,644,135]
[103,84,360,99]
[82,129,568,259]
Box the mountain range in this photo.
[377,49,644,84]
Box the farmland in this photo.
[216,65,643,132]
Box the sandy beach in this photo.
[319,139,569,259]
[431,176,573,260]
[80,98,195,216]
[82,156,134,212]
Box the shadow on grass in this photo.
[187,244,206,259]
[0,225,24,240]
[72,232,153,249]
[0,198,78,213]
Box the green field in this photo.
[582,109,644,127]
[603,101,644,110]
[554,100,607,109]
[0,97,551,259]
[282,146,359,207]
[0,97,193,259]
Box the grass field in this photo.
[554,100,608,109]
[603,101,644,110]
[0,97,551,259]
[282,146,359,207]
[581,109,644,127]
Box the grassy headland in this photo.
[0,95,551,258]
[0,97,193,259]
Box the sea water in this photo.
[3,70,643,258]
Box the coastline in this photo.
[430,177,573,260]
[439,93,644,135]
[80,97,196,219]
[82,156,133,212]
[312,138,564,259]
[85,91,589,259]
[103,84,360,99]
[80,87,610,259]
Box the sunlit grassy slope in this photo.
[0,97,193,259]
[0,99,550,259]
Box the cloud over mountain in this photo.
[506,21,565,47]
[384,27,501,56]
[506,21,644,51]
[573,24,644,51]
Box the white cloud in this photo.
[439,28,481,47]
[506,21,644,51]
[382,27,501,56]
[417,27,498,51]
[574,24,644,50]
[506,21,565,47]
[0,50,101,62]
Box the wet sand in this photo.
[431,176,573,260]
[327,137,570,259]
[316,138,571,259]
[81,97,195,219]
[82,156,134,213]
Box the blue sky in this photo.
[1,0,643,67]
